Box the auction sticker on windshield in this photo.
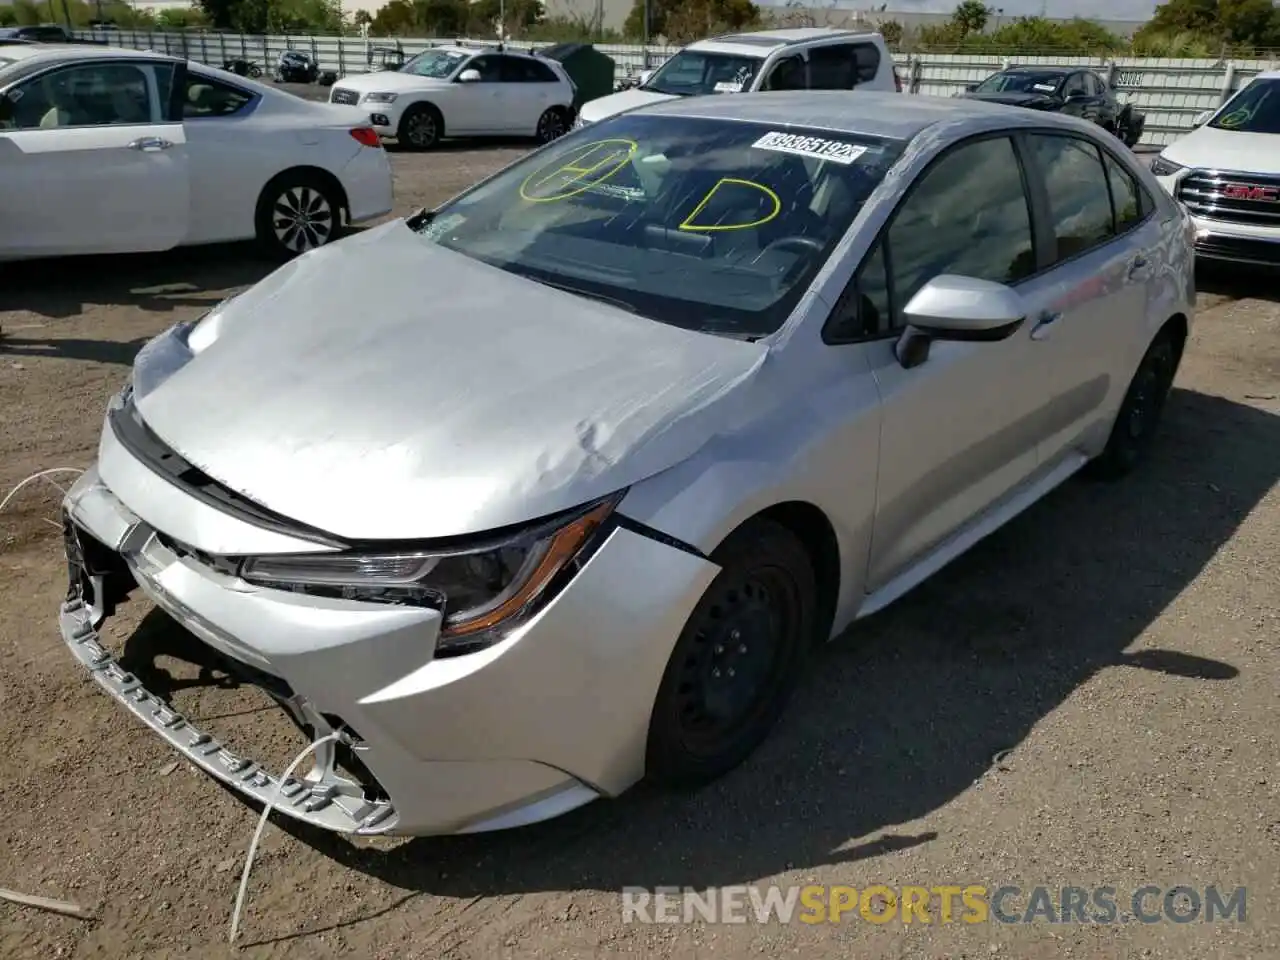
[1032,82,1057,92]
[751,132,867,165]
[714,81,744,93]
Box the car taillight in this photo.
[349,127,381,148]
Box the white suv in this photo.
[329,45,576,150]
[577,28,900,128]
[1151,69,1280,267]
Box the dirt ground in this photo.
[1,143,1278,960]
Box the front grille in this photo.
[330,87,359,106]
[1195,233,1280,265]
[1178,170,1280,227]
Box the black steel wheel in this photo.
[646,518,817,787]
[398,103,442,151]
[1086,331,1179,480]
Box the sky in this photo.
[756,0,1161,22]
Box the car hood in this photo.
[332,71,452,94]
[962,90,1059,109]
[579,87,677,123]
[1161,124,1280,174]
[133,221,768,543]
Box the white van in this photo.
[577,28,901,128]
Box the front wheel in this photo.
[254,172,342,260]
[398,104,442,151]
[1086,332,1179,480]
[646,518,817,787]
[248,64,262,78]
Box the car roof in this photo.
[0,43,179,67]
[689,27,878,55]
[636,89,1103,142]
[1003,66,1072,75]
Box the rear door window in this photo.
[1026,134,1116,261]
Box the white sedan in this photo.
[0,44,394,261]
[328,46,577,150]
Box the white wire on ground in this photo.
[0,468,85,518]
[229,731,343,947]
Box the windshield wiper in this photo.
[531,277,642,314]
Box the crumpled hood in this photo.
[579,87,677,123]
[134,221,767,543]
[962,90,1059,110]
[1161,124,1280,175]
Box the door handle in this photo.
[1128,254,1149,278]
[1030,310,1061,341]
[126,137,173,152]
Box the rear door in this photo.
[499,55,559,135]
[1017,132,1160,470]
[0,58,189,258]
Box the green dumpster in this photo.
[538,42,616,110]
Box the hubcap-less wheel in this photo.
[1088,334,1177,480]
[675,570,796,757]
[404,110,438,148]
[272,185,335,254]
[537,109,566,143]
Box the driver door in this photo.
[453,54,506,135]
[0,59,189,259]
[1060,72,1090,119]
[831,135,1055,594]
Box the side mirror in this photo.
[639,69,653,85]
[894,275,1027,369]
[457,68,481,83]
[1193,109,1212,126]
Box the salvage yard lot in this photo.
[1,142,1278,960]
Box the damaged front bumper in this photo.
[58,442,719,837]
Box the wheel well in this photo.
[261,166,349,222]
[1161,312,1189,367]
[753,501,841,645]
[403,100,444,134]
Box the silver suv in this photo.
[578,27,901,127]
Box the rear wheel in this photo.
[398,104,442,151]
[254,171,342,260]
[1086,332,1179,480]
[536,107,569,144]
[646,519,817,787]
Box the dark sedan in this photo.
[961,66,1145,147]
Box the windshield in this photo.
[975,72,1064,95]
[1209,78,1280,133]
[416,114,904,339]
[401,49,468,79]
[642,50,764,97]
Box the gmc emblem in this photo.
[1221,183,1279,202]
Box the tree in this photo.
[624,0,761,41]
[878,19,904,47]
[952,0,989,36]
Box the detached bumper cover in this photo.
[59,449,720,836]
[59,598,397,834]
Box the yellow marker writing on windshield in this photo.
[679,178,781,232]
[519,138,639,203]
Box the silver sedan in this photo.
[59,90,1196,837]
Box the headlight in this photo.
[238,494,621,656]
[1150,155,1184,177]
[363,92,398,103]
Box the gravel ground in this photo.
[0,138,1277,960]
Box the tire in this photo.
[535,106,568,144]
[254,171,342,261]
[1085,331,1179,480]
[646,518,817,787]
[397,103,442,151]
[248,64,262,78]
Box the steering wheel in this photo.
[759,235,824,259]
[755,235,825,284]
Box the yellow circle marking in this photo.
[518,138,639,203]
[678,178,782,232]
